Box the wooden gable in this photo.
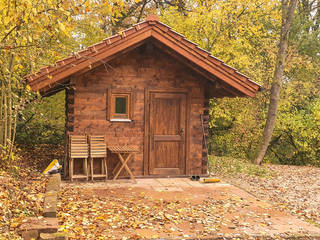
[25,15,261,98]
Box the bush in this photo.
[16,90,66,145]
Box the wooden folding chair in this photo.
[69,135,89,181]
[89,135,108,181]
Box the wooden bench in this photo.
[89,135,108,181]
[108,146,139,183]
[69,135,89,181]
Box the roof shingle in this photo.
[25,16,261,97]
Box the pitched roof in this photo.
[25,15,261,97]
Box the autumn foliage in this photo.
[1,1,320,166]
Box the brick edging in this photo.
[19,173,67,240]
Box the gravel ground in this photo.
[220,164,320,228]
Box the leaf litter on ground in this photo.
[216,163,320,229]
[0,166,47,239]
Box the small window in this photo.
[115,97,127,114]
[108,90,133,121]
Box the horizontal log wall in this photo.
[71,44,215,176]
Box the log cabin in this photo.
[25,15,261,180]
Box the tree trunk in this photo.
[7,56,13,149]
[255,0,298,165]
[8,108,17,162]
[313,0,320,32]
[3,88,7,148]
[0,79,4,146]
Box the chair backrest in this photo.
[89,135,107,158]
[69,135,88,158]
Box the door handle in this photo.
[180,128,184,137]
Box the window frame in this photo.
[107,89,133,122]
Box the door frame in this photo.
[144,88,190,176]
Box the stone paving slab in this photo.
[136,178,163,187]
[152,186,184,191]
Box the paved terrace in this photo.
[58,178,320,239]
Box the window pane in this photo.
[115,97,127,114]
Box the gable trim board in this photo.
[25,16,261,97]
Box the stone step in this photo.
[46,173,61,192]
[19,217,58,240]
[39,232,68,240]
[43,190,58,218]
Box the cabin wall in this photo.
[66,86,75,135]
[68,46,213,176]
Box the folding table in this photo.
[108,146,139,182]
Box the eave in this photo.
[25,15,261,98]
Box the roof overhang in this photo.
[25,15,261,97]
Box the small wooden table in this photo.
[108,146,139,182]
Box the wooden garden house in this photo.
[26,15,261,179]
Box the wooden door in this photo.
[149,92,186,175]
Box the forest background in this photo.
[1,0,320,168]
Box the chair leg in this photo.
[69,158,73,182]
[87,158,90,180]
[104,157,108,181]
[84,158,88,181]
[101,158,103,174]
[91,157,94,181]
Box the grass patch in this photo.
[208,155,272,178]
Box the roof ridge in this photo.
[26,16,261,96]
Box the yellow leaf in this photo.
[32,8,37,15]
[58,21,66,32]
[4,16,11,26]
[10,222,20,228]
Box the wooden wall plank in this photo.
[72,44,209,177]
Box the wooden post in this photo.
[64,80,75,178]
